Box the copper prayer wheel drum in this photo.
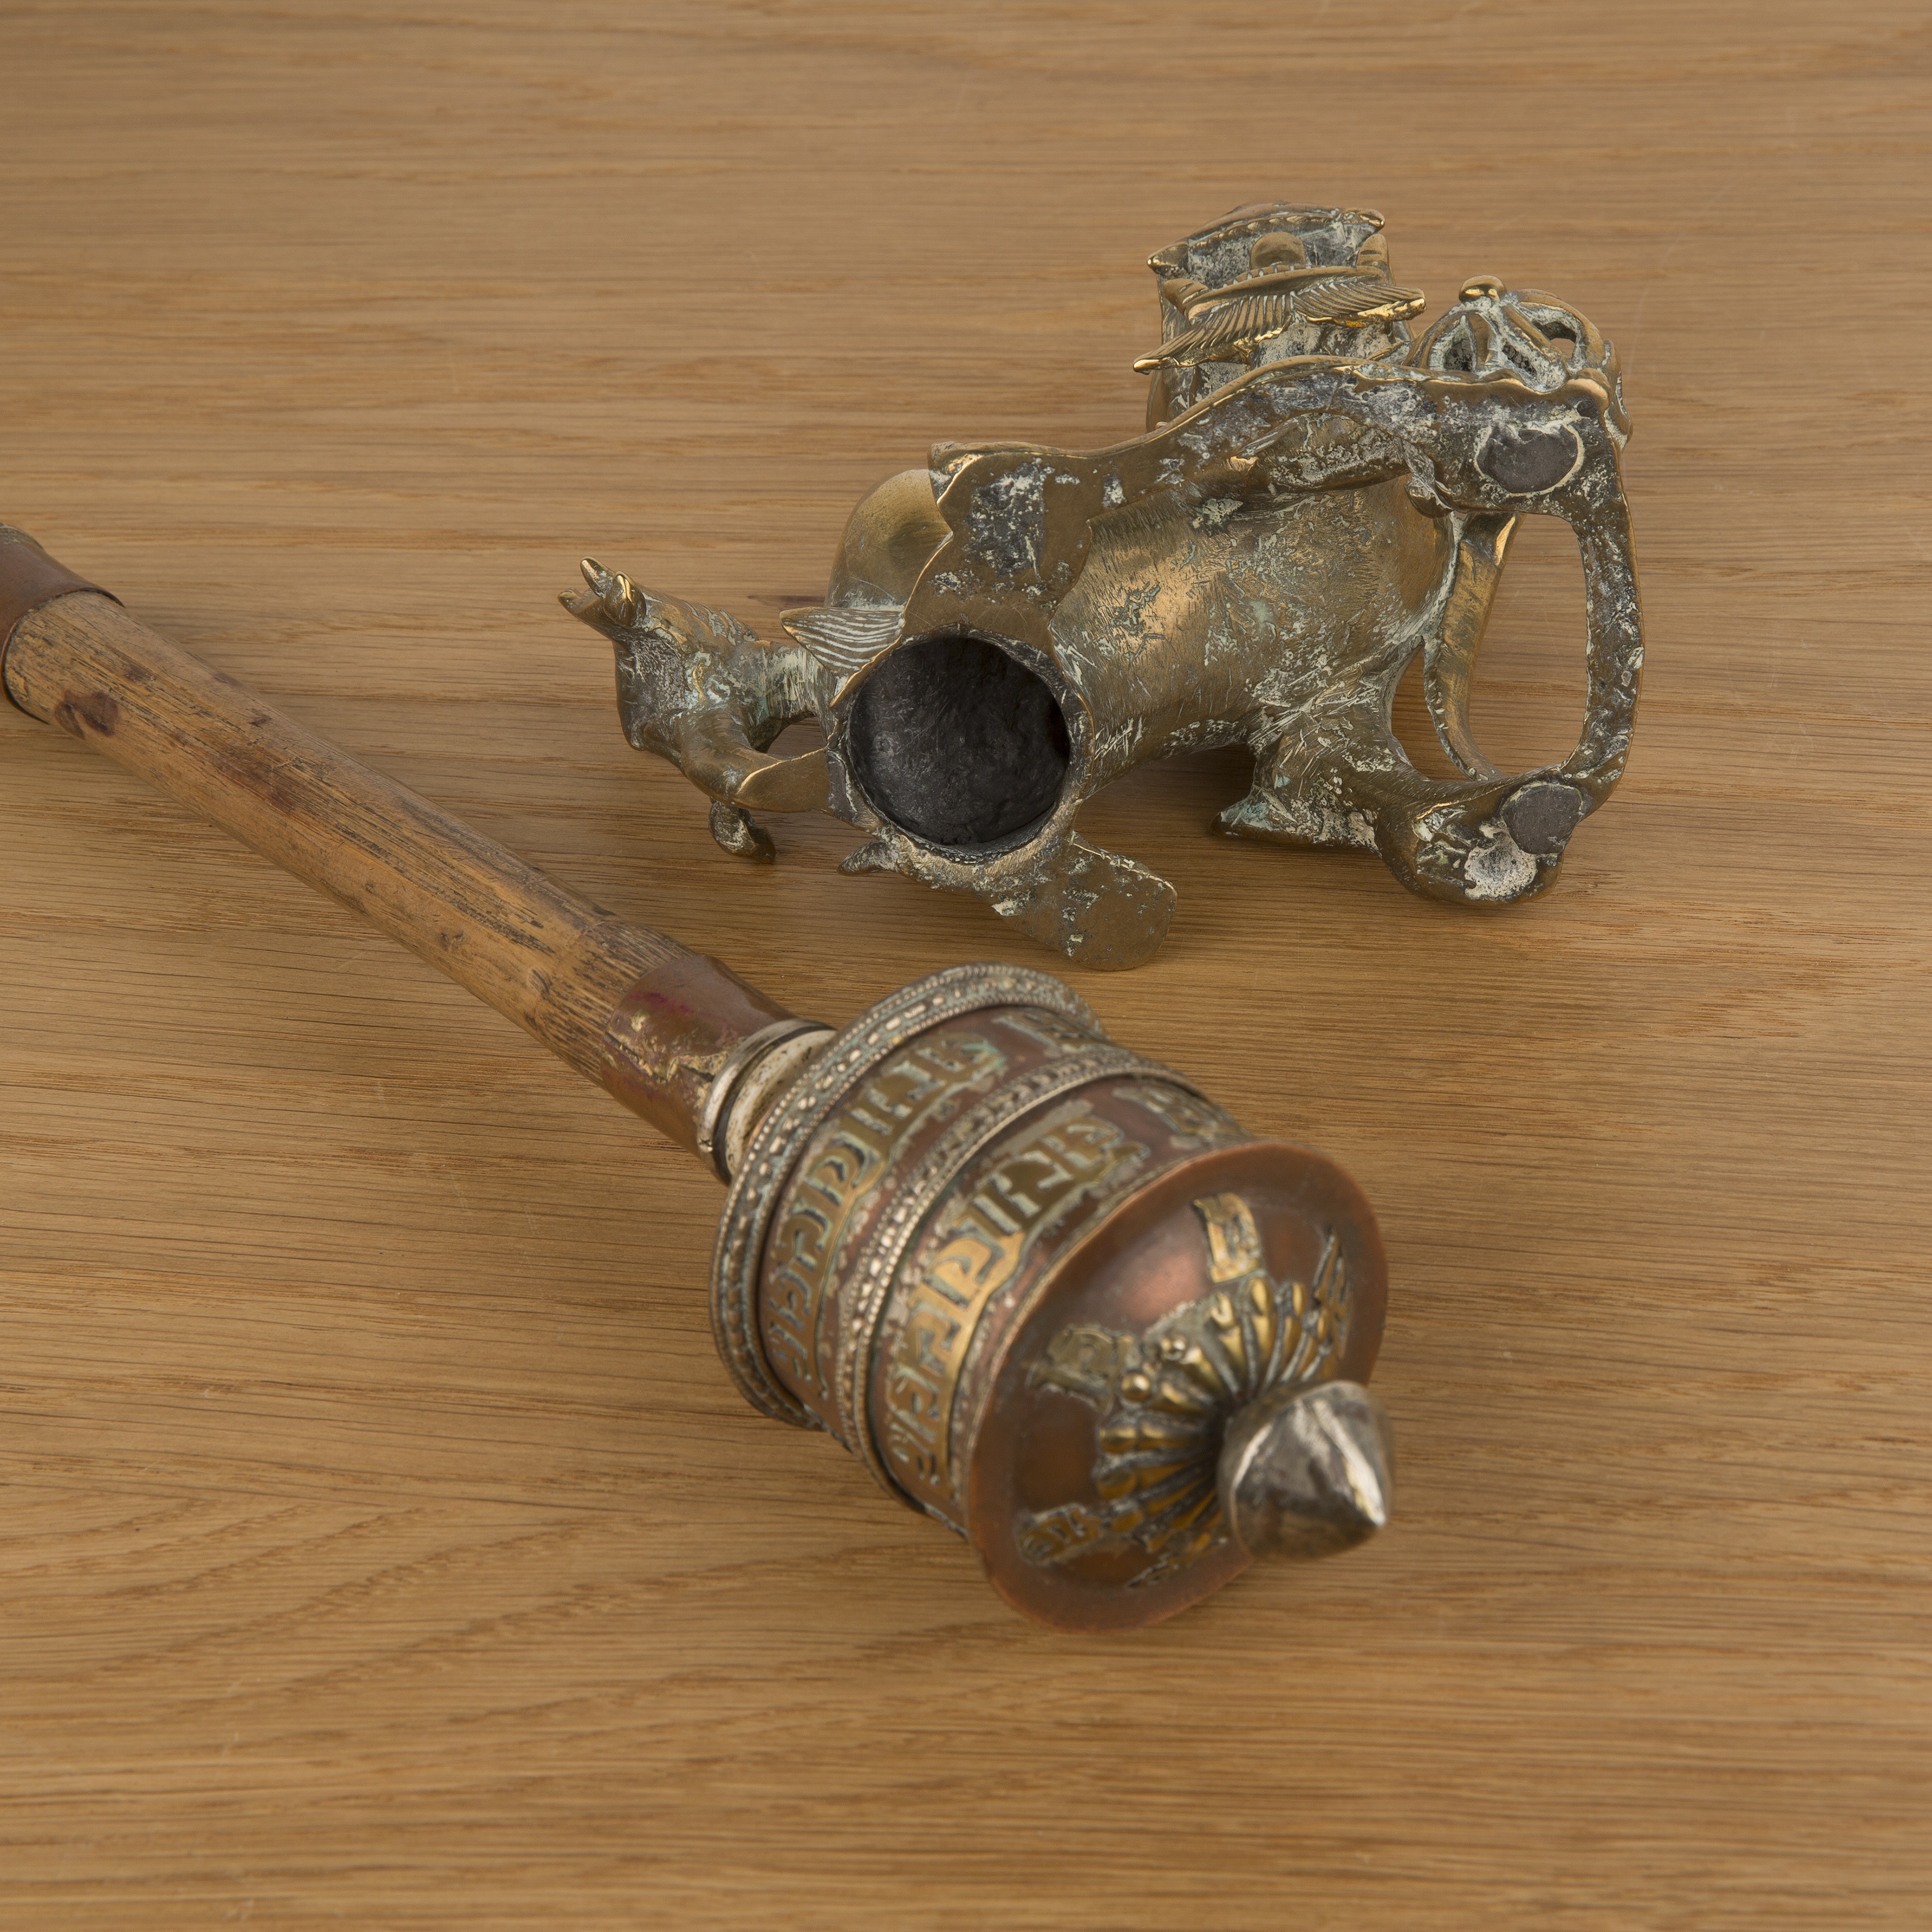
[715,965,1387,1630]
[2,526,1395,1636]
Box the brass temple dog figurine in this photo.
[565,203,1642,970]
[1,522,1391,1633]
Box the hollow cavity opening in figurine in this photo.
[844,629,1072,856]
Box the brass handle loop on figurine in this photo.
[1399,281,1642,812]
[1399,415,1641,869]
[1187,288,1645,905]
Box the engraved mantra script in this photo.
[1118,1080,1245,1150]
[763,1032,1006,1410]
[883,1104,1148,1518]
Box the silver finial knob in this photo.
[1217,1379,1394,1561]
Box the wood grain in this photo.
[1,590,696,1066]
[2,2,1927,1927]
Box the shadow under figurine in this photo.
[563,202,1642,970]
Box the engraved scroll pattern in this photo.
[881,1103,1151,1516]
[761,1033,1006,1416]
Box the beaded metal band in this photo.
[707,964,1099,1430]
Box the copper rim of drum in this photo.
[708,962,1099,1429]
[961,1137,1389,1634]
[830,1045,1194,1512]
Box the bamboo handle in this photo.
[1,558,795,1155]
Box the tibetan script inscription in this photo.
[761,1031,1006,1416]
[991,1004,1106,1060]
[881,1102,1149,1518]
[1118,1081,1246,1151]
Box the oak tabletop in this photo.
[2,3,1927,1928]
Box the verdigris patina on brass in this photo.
[564,203,1642,970]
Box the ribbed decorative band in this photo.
[707,964,1098,1429]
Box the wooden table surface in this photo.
[3,4,1926,1927]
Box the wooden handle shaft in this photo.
[2,583,794,1154]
